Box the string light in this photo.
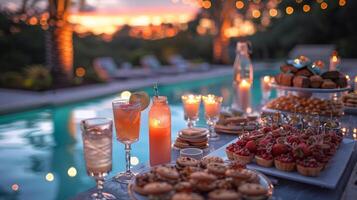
[269,8,278,17]
[236,1,244,9]
[303,4,311,12]
[252,9,261,18]
[286,6,294,15]
[202,1,211,9]
[75,67,86,77]
[339,0,346,6]
[320,2,328,10]
[67,167,77,177]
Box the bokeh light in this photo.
[202,1,211,9]
[75,67,86,77]
[286,6,294,15]
[11,184,19,191]
[67,167,77,177]
[236,1,244,9]
[303,4,311,12]
[320,2,328,10]
[269,9,278,17]
[45,173,54,182]
[339,0,346,6]
[120,91,132,100]
[252,9,261,18]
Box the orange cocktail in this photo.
[113,100,141,144]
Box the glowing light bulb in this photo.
[67,167,77,177]
[45,173,54,182]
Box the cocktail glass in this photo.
[81,118,116,200]
[181,94,201,128]
[112,98,141,183]
[203,94,223,141]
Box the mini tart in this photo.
[274,154,296,172]
[233,147,254,165]
[296,158,323,177]
[255,153,273,168]
[226,149,235,160]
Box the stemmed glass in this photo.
[203,94,223,140]
[181,94,201,128]
[112,98,141,183]
[81,118,116,200]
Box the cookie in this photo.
[156,166,179,181]
[225,169,252,182]
[174,182,193,193]
[201,156,224,168]
[177,157,200,168]
[190,171,217,181]
[208,189,241,200]
[143,182,173,195]
[238,183,268,200]
[171,192,204,200]
[207,163,227,176]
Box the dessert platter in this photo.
[264,94,344,116]
[128,156,274,200]
[342,92,357,114]
[209,124,354,189]
[214,108,259,135]
[273,56,349,92]
[173,128,209,149]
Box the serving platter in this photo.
[208,138,355,189]
[128,166,274,200]
[270,83,350,93]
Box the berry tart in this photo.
[255,149,273,168]
[274,153,296,171]
[296,157,323,176]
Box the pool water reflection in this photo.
[0,72,274,199]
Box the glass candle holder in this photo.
[181,94,201,128]
[203,94,223,140]
[81,118,116,200]
[149,96,171,166]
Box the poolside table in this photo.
[72,115,357,200]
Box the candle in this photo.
[202,94,222,118]
[261,76,271,93]
[149,96,171,166]
[181,94,201,119]
[238,79,251,113]
[354,76,357,93]
[329,51,340,71]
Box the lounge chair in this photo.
[168,54,210,72]
[93,57,151,81]
[140,55,185,75]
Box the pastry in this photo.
[255,153,273,168]
[293,76,310,88]
[280,73,294,86]
[309,75,323,88]
[177,157,200,169]
[174,182,193,193]
[143,182,173,198]
[274,154,296,171]
[200,156,224,168]
[190,172,217,192]
[156,166,179,182]
[207,163,227,177]
[295,68,313,77]
[321,70,340,80]
[321,79,337,89]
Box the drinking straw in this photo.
[154,82,159,97]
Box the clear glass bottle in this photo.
[233,41,253,85]
[149,96,171,166]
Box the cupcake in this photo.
[274,153,296,171]
[297,158,323,176]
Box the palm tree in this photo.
[46,0,73,87]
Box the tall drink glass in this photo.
[112,98,141,183]
[81,118,116,200]
[203,94,223,141]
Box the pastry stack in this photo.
[174,128,208,149]
[342,93,357,107]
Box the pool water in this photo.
[0,70,275,200]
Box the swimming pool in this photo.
[0,70,275,199]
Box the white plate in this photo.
[128,167,274,200]
[270,83,350,93]
[208,138,355,189]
